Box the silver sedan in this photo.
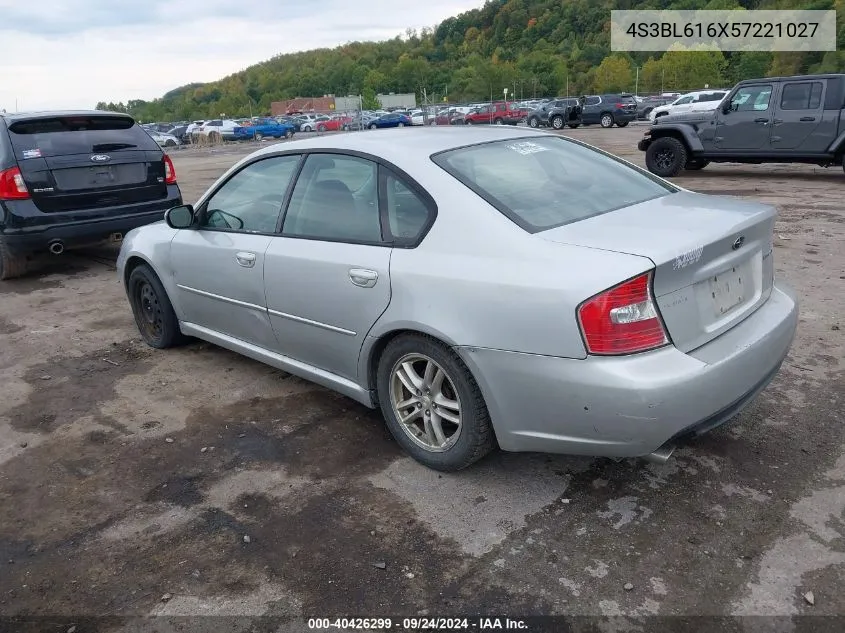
[116,127,798,471]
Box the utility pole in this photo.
[661,67,665,95]
[635,67,640,96]
[566,75,569,98]
[532,77,537,98]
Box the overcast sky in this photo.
[0,0,482,112]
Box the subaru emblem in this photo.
[732,236,745,250]
[90,154,111,163]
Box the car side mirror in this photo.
[722,103,732,114]
[165,204,196,229]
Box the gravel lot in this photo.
[1,125,843,632]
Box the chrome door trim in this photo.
[177,284,265,312]
[267,308,356,336]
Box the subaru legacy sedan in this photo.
[116,127,798,471]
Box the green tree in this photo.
[593,56,632,93]
[361,88,380,110]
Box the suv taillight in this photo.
[577,272,669,355]
[0,167,30,200]
[163,155,177,184]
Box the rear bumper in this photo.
[458,282,798,458]
[614,111,637,123]
[0,185,181,253]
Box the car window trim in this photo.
[195,154,304,236]
[270,148,437,248]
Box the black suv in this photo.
[0,111,182,279]
[580,94,638,128]
[526,98,582,130]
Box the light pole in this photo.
[635,67,640,96]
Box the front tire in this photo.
[600,113,614,128]
[528,117,539,128]
[369,123,377,130]
[645,136,688,177]
[127,264,187,349]
[377,334,495,471]
[285,130,293,139]
[254,132,264,141]
[493,118,503,125]
[0,236,28,280]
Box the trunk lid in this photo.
[7,114,168,213]
[539,191,776,353]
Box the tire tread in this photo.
[0,236,28,280]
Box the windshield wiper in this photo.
[91,143,137,151]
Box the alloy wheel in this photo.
[654,148,676,171]
[390,353,462,452]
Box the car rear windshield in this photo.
[8,115,159,159]
[433,136,676,233]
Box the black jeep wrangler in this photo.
[0,111,182,279]
[638,74,845,177]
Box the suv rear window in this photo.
[8,115,159,159]
[433,136,675,233]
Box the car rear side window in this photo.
[7,115,160,159]
[282,154,381,243]
[780,82,824,110]
[433,136,675,233]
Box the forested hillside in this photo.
[97,0,845,121]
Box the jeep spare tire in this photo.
[645,136,687,177]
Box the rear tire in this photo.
[616,121,629,128]
[285,130,293,139]
[685,158,710,171]
[493,118,503,125]
[254,132,264,141]
[0,236,28,281]
[165,139,177,147]
[645,136,688,177]
[567,123,580,129]
[317,124,326,132]
[377,334,496,472]
[528,117,540,128]
[127,264,188,349]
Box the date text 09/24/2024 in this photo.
[307,617,529,630]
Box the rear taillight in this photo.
[0,167,30,200]
[163,155,177,184]
[577,272,669,355]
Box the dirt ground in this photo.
[1,125,843,633]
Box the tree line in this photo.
[96,0,845,122]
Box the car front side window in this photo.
[201,155,300,233]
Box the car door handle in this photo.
[754,118,769,124]
[349,268,378,288]
[799,116,816,121]
[235,252,256,268]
